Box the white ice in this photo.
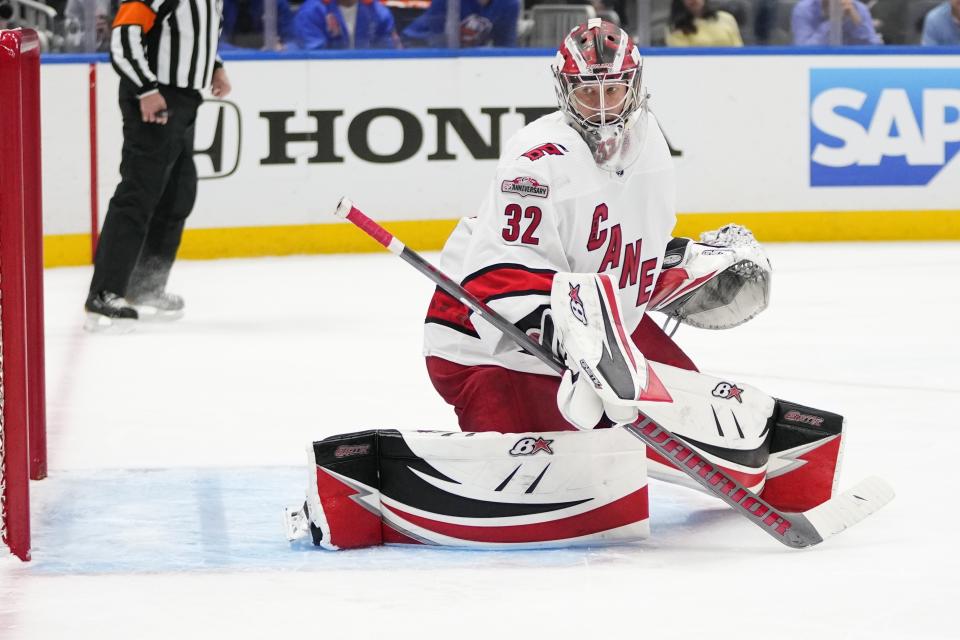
[1,242,958,639]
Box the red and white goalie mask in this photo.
[552,19,648,172]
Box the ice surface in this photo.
[1,243,957,639]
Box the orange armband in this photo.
[112,1,157,33]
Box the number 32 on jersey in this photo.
[501,204,541,245]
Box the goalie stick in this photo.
[332,198,893,549]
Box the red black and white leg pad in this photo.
[631,362,844,512]
[761,400,844,512]
[286,428,651,550]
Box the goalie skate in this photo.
[284,503,311,542]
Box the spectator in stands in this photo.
[601,0,626,26]
[402,0,519,48]
[527,0,622,24]
[666,0,743,46]
[0,2,17,30]
[64,0,115,52]
[221,0,298,50]
[753,0,777,44]
[922,0,960,45]
[791,0,881,45]
[713,0,749,29]
[384,0,430,35]
[294,0,399,49]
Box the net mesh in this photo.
[0,293,6,547]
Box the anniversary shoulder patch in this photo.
[501,176,549,198]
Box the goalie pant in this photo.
[295,428,652,550]
[426,313,696,433]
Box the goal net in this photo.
[0,28,48,562]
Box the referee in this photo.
[85,0,232,331]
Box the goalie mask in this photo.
[553,19,648,172]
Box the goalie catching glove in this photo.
[547,273,661,429]
[651,224,772,330]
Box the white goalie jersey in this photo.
[424,110,677,375]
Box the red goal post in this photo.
[0,28,48,562]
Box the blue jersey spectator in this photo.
[922,1,960,46]
[295,0,399,49]
[402,0,519,47]
[791,0,881,45]
[221,0,298,49]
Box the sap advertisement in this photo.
[810,68,960,187]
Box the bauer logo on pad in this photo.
[809,68,960,187]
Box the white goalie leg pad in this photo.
[294,428,651,549]
[550,272,648,428]
[289,431,384,550]
[631,362,777,493]
[378,429,650,549]
[302,443,342,551]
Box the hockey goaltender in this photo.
[285,20,893,551]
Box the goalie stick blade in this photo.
[625,419,892,549]
[791,476,895,547]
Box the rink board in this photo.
[39,50,960,266]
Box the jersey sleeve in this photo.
[110,0,163,95]
[457,148,576,357]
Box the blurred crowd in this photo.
[1,0,957,52]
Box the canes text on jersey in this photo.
[587,203,657,306]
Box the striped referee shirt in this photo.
[111,0,224,97]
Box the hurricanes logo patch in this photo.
[568,283,588,326]
[334,444,371,458]
[522,142,568,162]
[712,382,744,403]
[510,437,554,456]
[501,176,549,198]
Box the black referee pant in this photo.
[89,80,203,301]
